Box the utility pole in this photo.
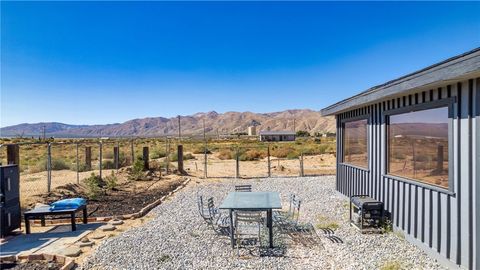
[293,119,296,132]
[178,115,181,142]
[42,125,46,141]
[203,118,207,178]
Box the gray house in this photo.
[321,48,479,269]
[259,131,296,142]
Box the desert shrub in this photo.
[414,154,430,162]
[129,158,145,181]
[271,147,294,158]
[380,260,402,270]
[192,146,212,154]
[217,149,234,160]
[296,130,310,137]
[239,149,266,161]
[105,171,118,191]
[69,162,91,172]
[32,158,70,172]
[286,152,300,159]
[102,160,116,169]
[392,152,406,160]
[169,152,195,162]
[103,151,114,159]
[184,153,195,160]
[84,173,104,200]
[151,150,167,159]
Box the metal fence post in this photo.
[130,139,135,165]
[165,137,170,174]
[300,152,304,177]
[235,147,240,179]
[267,145,271,177]
[47,143,52,192]
[99,141,103,179]
[204,145,208,179]
[76,142,79,184]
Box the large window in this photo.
[343,118,368,168]
[388,106,449,188]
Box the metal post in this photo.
[99,141,103,179]
[267,145,271,177]
[143,146,150,170]
[130,139,135,165]
[178,115,182,142]
[114,144,119,171]
[165,137,170,174]
[235,147,240,179]
[76,143,79,184]
[47,143,52,192]
[203,119,207,179]
[177,145,183,174]
[300,152,304,177]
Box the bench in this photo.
[24,204,87,234]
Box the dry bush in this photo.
[239,149,266,161]
[217,149,234,160]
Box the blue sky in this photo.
[1,1,479,127]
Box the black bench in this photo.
[24,204,87,234]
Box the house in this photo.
[259,131,296,142]
[321,48,480,269]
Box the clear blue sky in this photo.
[1,1,479,127]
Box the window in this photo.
[388,106,449,188]
[343,118,368,168]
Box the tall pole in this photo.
[43,125,46,141]
[203,119,207,178]
[293,119,296,132]
[178,115,182,142]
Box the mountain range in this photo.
[0,109,336,138]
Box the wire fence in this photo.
[0,137,336,209]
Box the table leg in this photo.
[267,209,273,248]
[25,215,30,234]
[71,212,76,231]
[83,206,88,224]
[229,209,234,248]
[40,215,46,227]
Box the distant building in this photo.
[247,126,257,136]
[259,131,296,142]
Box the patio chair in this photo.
[196,193,213,220]
[235,185,252,192]
[206,197,230,235]
[234,211,263,256]
[275,195,302,227]
[274,194,296,221]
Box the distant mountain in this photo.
[0,109,335,138]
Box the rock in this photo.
[99,224,116,232]
[91,234,106,240]
[59,246,82,257]
[109,219,124,226]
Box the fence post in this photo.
[299,152,304,177]
[177,145,184,174]
[99,142,103,179]
[47,143,52,192]
[6,144,20,165]
[204,144,208,179]
[235,147,240,179]
[130,140,135,166]
[114,145,119,171]
[76,143,79,184]
[85,146,92,171]
[267,145,271,177]
[165,137,169,174]
[143,146,149,170]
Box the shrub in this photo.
[271,147,293,158]
[192,146,212,154]
[217,149,234,160]
[151,150,167,159]
[102,160,116,169]
[32,158,70,172]
[129,158,145,181]
[239,149,265,161]
[169,152,195,162]
[296,130,310,137]
[380,261,402,270]
[84,173,104,200]
[286,151,300,159]
[70,162,91,172]
[105,171,118,191]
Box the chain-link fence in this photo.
[0,137,336,211]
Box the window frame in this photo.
[384,97,455,193]
[341,114,370,170]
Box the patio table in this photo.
[219,191,282,248]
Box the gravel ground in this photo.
[81,176,445,270]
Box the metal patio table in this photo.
[219,191,282,248]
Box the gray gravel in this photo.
[81,176,445,270]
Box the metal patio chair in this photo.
[234,210,263,256]
[196,193,213,221]
[274,193,296,221]
[235,184,252,192]
[275,195,302,229]
[206,197,230,235]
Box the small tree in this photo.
[296,130,310,137]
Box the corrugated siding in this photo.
[335,77,479,269]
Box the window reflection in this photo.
[344,119,368,168]
[388,106,449,188]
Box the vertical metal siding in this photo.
[334,77,479,269]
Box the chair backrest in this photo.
[291,197,302,222]
[288,194,296,214]
[235,211,262,224]
[207,197,216,218]
[235,185,252,192]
